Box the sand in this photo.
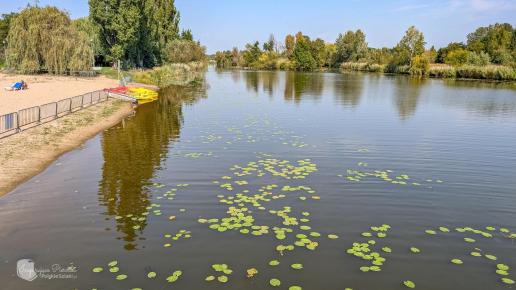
[0,73,119,115]
[0,99,134,196]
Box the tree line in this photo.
[215,23,516,76]
[0,1,206,74]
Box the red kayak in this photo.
[104,86,129,94]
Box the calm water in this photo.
[1,69,515,290]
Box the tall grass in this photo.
[341,62,516,81]
[340,62,385,72]
[132,61,207,87]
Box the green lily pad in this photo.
[218,275,228,283]
[410,247,420,253]
[464,238,475,243]
[328,234,339,239]
[270,278,281,286]
[108,260,118,267]
[382,247,392,253]
[497,264,509,271]
[425,230,436,235]
[496,270,509,276]
[403,280,416,288]
[289,286,302,290]
[205,275,215,281]
[147,271,156,279]
[451,259,463,265]
[116,274,127,280]
[502,278,515,284]
[291,263,303,270]
[485,254,497,261]
[470,252,481,257]
[269,260,280,266]
[109,267,119,273]
[92,267,103,273]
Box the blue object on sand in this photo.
[13,82,23,90]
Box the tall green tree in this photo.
[335,29,368,64]
[293,32,316,71]
[392,26,426,65]
[89,0,180,67]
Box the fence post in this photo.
[16,112,20,132]
[81,94,84,108]
[38,107,41,124]
[55,102,58,118]
[69,98,72,113]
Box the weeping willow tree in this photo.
[6,6,93,74]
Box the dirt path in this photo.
[0,99,134,196]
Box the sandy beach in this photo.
[0,73,139,196]
[0,73,119,115]
[0,99,133,196]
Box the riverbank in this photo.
[100,61,207,88]
[340,62,516,81]
[0,99,133,196]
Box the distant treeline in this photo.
[0,2,206,74]
[214,24,516,80]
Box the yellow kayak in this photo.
[127,87,158,104]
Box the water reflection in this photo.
[98,84,206,250]
[283,72,324,103]
[393,77,425,119]
[333,72,364,107]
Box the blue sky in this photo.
[1,0,515,53]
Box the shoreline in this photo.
[0,99,134,196]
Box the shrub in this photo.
[445,48,469,66]
[165,39,206,64]
[409,55,429,75]
[467,51,490,66]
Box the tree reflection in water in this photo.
[98,84,206,250]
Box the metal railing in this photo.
[0,90,109,139]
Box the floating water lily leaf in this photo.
[496,270,509,276]
[109,267,119,273]
[502,278,515,284]
[403,280,416,288]
[205,275,215,281]
[425,230,436,235]
[382,247,392,253]
[270,278,281,286]
[439,227,450,232]
[410,247,420,253]
[451,259,463,265]
[485,254,497,261]
[289,286,302,290]
[470,252,481,257]
[218,275,228,283]
[92,267,103,273]
[291,263,303,270]
[108,261,118,267]
[116,274,128,280]
[464,238,475,243]
[360,266,370,272]
[269,260,280,266]
[147,272,156,279]
[328,234,339,239]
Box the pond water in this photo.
[1,69,515,290]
